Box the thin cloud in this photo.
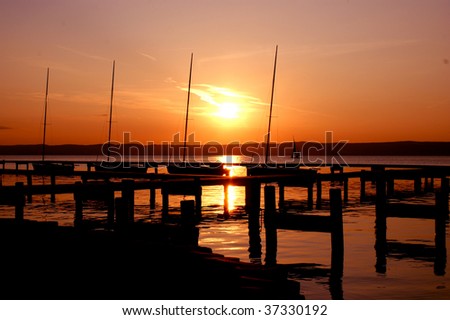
[138,52,157,61]
[56,45,109,62]
[177,83,265,116]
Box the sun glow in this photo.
[186,84,263,123]
[217,102,238,119]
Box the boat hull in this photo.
[166,163,229,176]
[32,162,75,175]
[94,162,148,173]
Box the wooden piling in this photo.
[375,173,387,223]
[150,187,156,210]
[247,181,262,260]
[115,197,127,229]
[278,184,285,209]
[441,177,449,210]
[436,179,449,218]
[14,182,25,222]
[180,199,199,246]
[360,170,366,202]
[375,172,387,273]
[330,164,343,185]
[343,177,348,204]
[26,174,33,203]
[180,199,196,226]
[316,174,322,209]
[121,179,135,224]
[414,177,421,194]
[161,187,169,221]
[74,181,83,227]
[264,185,277,266]
[307,183,314,210]
[223,184,230,218]
[106,184,115,227]
[50,175,56,203]
[329,188,344,277]
[194,179,202,221]
[387,177,394,197]
[434,190,447,276]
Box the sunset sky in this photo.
[0,0,449,146]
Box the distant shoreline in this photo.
[1,141,450,156]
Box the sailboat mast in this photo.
[41,67,50,162]
[182,53,193,163]
[107,60,115,161]
[265,45,278,164]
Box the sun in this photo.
[217,102,238,119]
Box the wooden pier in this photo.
[1,160,449,299]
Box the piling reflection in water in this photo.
[375,175,448,276]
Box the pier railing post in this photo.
[14,182,25,222]
[264,185,277,266]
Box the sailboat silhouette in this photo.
[94,61,148,173]
[292,137,302,159]
[166,53,229,176]
[32,68,75,174]
[247,46,311,176]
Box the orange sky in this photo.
[0,0,449,146]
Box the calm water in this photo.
[1,155,450,299]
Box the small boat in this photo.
[166,53,229,176]
[94,61,148,173]
[31,68,75,175]
[32,161,75,175]
[292,138,302,159]
[167,162,229,176]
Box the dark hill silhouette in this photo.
[0,141,449,156]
